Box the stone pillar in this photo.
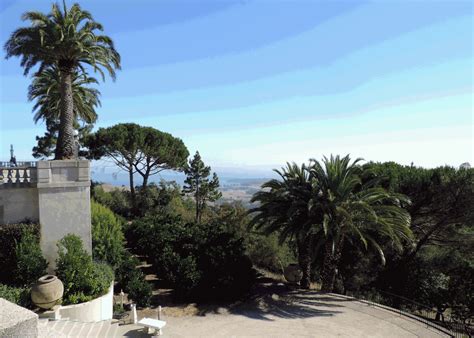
[37,160,91,271]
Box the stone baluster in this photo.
[23,168,29,183]
[15,168,21,184]
[7,169,13,183]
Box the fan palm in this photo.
[308,155,413,292]
[249,163,323,289]
[4,1,120,159]
[28,66,100,125]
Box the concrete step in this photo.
[40,318,146,337]
[76,321,95,337]
[105,322,119,338]
[38,318,49,327]
[38,319,67,338]
[64,321,78,335]
[86,321,104,337]
[98,320,113,337]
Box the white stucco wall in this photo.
[0,160,91,270]
[38,186,92,270]
[0,187,39,224]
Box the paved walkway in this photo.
[39,289,449,337]
[163,291,448,337]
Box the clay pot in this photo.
[31,275,64,309]
[284,264,303,283]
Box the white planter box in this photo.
[57,282,114,322]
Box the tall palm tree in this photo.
[4,2,120,159]
[308,155,412,292]
[28,66,100,125]
[249,163,323,289]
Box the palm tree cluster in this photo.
[4,1,120,159]
[250,155,413,292]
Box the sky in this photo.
[0,0,473,178]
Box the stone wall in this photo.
[0,187,39,224]
[0,160,91,270]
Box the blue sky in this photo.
[0,0,472,176]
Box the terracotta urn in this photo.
[31,275,64,309]
[284,264,303,283]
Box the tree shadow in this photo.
[194,282,344,321]
[120,328,150,337]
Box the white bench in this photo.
[137,317,167,336]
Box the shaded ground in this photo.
[110,260,449,337]
[121,279,448,337]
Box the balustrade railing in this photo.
[345,289,472,338]
[0,162,37,185]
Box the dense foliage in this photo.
[0,284,32,308]
[91,200,125,268]
[0,222,41,285]
[14,229,48,286]
[363,163,474,323]
[91,183,132,218]
[55,234,113,305]
[126,272,153,308]
[86,123,189,206]
[250,156,412,291]
[114,251,152,308]
[129,214,255,301]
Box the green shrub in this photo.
[211,203,296,273]
[0,284,31,308]
[14,229,48,286]
[133,215,256,301]
[246,232,296,273]
[91,200,125,268]
[90,261,114,297]
[91,183,131,218]
[126,272,152,308]
[55,234,113,305]
[114,251,152,308]
[0,223,40,285]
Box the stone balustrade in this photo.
[0,165,37,185]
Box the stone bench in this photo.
[137,317,167,336]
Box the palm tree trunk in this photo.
[298,235,312,289]
[321,236,344,293]
[55,66,75,159]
